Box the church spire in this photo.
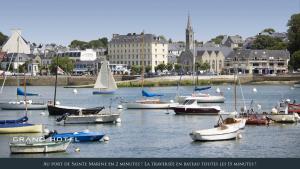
[187,13,191,29]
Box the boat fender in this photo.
[40,112,46,116]
[103,136,110,142]
[117,105,123,109]
[116,118,122,123]
[237,133,242,139]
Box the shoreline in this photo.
[0,75,299,87]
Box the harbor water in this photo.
[0,85,300,158]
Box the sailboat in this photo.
[47,54,105,116]
[93,60,117,94]
[123,32,177,109]
[0,30,47,110]
[0,76,43,134]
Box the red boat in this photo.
[245,114,271,125]
[288,103,300,114]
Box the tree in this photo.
[262,28,275,34]
[158,35,166,41]
[131,65,141,75]
[210,35,224,44]
[251,35,287,50]
[288,13,300,56]
[145,65,152,73]
[18,61,29,73]
[200,62,210,71]
[174,64,182,73]
[49,56,74,74]
[69,37,108,50]
[166,63,173,71]
[168,38,172,43]
[0,32,8,46]
[155,63,166,72]
[290,50,300,71]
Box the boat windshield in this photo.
[183,99,195,105]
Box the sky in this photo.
[0,0,299,45]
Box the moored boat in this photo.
[9,140,71,154]
[173,99,221,115]
[46,130,105,142]
[215,115,246,129]
[246,114,271,125]
[0,100,47,110]
[47,104,104,116]
[0,123,43,134]
[190,124,240,141]
[177,94,225,104]
[288,103,300,114]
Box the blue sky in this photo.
[0,0,299,45]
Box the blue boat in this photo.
[0,116,28,124]
[17,87,39,96]
[93,90,115,95]
[48,131,105,142]
[194,86,211,91]
[142,90,163,97]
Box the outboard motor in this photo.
[56,113,70,122]
[44,130,58,139]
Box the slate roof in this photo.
[226,49,290,60]
[110,33,167,44]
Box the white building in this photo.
[108,33,168,72]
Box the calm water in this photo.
[0,85,300,158]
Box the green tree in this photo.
[0,32,8,46]
[131,65,141,75]
[145,65,152,73]
[174,64,182,73]
[158,35,166,41]
[262,28,275,34]
[155,63,166,72]
[49,56,74,74]
[200,62,210,71]
[18,61,29,73]
[251,35,287,50]
[210,35,224,44]
[290,50,300,70]
[166,63,173,71]
[168,38,172,43]
[288,13,300,56]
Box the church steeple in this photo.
[186,13,194,51]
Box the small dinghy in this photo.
[246,114,271,125]
[190,124,240,141]
[45,130,105,142]
[9,140,71,154]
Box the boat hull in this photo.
[222,118,246,129]
[47,104,103,116]
[125,102,177,109]
[288,103,300,114]
[269,113,299,123]
[0,102,47,110]
[190,126,239,141]
[93,90,115,94]
[63,114,120,124]
[177,95,225,103]
[0,124,43,134]
[52,132,105,142]
[10,141,71,154]
[174,107,220,115]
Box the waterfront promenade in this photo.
[0,74,300,87]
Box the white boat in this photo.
[190,125,240,141]
[0,100,47,110]
[93,60,117,94]
[10,140,71,154]
[125,99,178,109]
[269,101,300,123]
[177,94,225,103]
[294,83,300,88]
[57,111,121,124]
[173,99,221,115]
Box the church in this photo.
[178,14,195,72]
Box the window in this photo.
[253,63,259,66]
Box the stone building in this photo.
[224,49,290,75]
[108,32,168,72]
[196,50,225,74]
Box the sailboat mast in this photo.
[54,54,58,106]
[24,74,28,115]
[141,32,145,88]
[234,66,237,112]
[16,36,20,101]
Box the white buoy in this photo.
[170,100,174,103]
[253,88,257,93]
[43,128,50,134]
[75,147,80,152]
[103,136,110,142]
[286,99,291,103]
[73,89,78,94]
[117,105,123,109]
[55,101,60,105]
[116,118,122,123]
[40,112,46,116]
[237,133,242,139]
[216,88,221,93]
[227,87,230,90]
[257,104,262,110]
[291,87,295,90]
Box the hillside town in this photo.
[0,14,296,77]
